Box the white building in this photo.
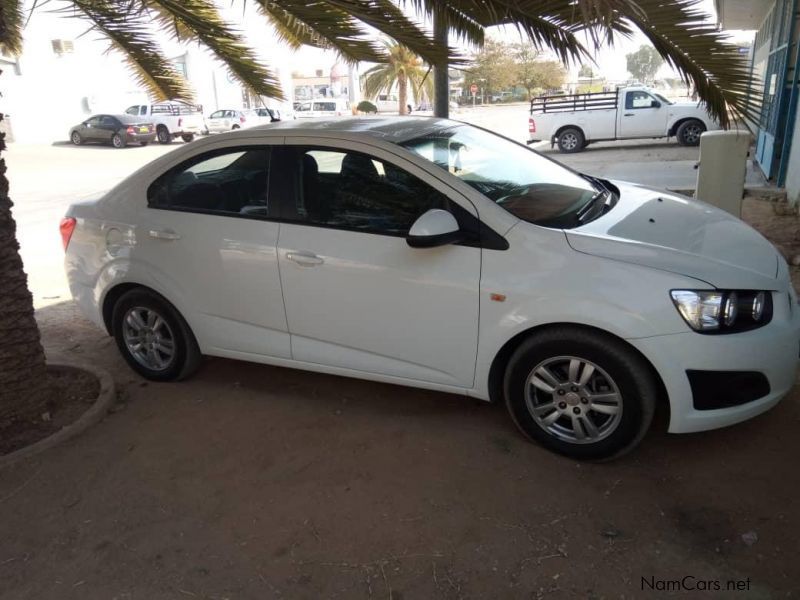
[0,3,323,143]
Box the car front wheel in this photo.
[676,119,705,146]
[112,289,201,381]
[504,327,657,460]
[71,131,82,145]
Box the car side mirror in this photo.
[406,209,463,248]
[651,100,661,108]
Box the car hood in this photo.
[565,182,781,290]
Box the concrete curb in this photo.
[0,359,116,469]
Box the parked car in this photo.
[69,114,155,148]
[528,85,720,153]
[61,118,799,460]
[125,100,204,144]
[295,98,350,118]
[205,109,270,133]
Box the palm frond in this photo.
[0,0,24,56]
[68,0,192,101]
[622,0,759,127]
[255,0,385,62]
[324,0,461,65]
[139,0,284,99]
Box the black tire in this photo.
[676,119,705,146]
[140,141,149,147]
[111,133,126,149]
[157,126,171,144]
[111,288,202,381]
[557,127,585,153]
[231,124,241,130]
[181,133,195,143]
[70,131,82,145]
[504,327,657,460]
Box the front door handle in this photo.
[148,228,181,241]
[623,113,635,117]
[286,250,324,266]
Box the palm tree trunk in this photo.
[433,5,449,119]
[398,72,408,115]
[0,112,51,426]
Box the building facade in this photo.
[717,0,800,202]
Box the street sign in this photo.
[470,83,478,95]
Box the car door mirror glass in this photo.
[651,100,661,108]
[407,209,463,248]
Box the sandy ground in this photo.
[0,199,799,599]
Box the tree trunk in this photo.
[433,5,449,119]
[0,111,51,426]
[398,72,408,115]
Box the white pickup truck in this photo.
[528,86,719,153]
[125,101,204,144]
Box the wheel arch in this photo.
[102,282,185,336]
[486,322,670,421]
[668,116,706,138]
[552,124,585,144]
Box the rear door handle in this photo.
[286,250,324,266]
[148,228,181,241]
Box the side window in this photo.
[85,116,101,126]
[286,147,451,235]
[140,106,148,116]
[147,147,271,217]
[209,110,223,119]
[125,106,139,116]
[100,116,116,126]
[626,91,656,109]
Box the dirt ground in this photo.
[1,200,799,600]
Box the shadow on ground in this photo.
[0,300,797,599]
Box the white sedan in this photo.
[61,118,800,459]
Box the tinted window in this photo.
[148,147,271,217]
[125,106,139,115]
[140,106,147,116]
[284,147,450,235]
[100,116,118,126]
[85,116,101,126]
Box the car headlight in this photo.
[670,290,773,333]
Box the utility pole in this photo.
[433,4,449,119]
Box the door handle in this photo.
[286,251,324,266]
[148,228,181,241]
[623,113,635,117]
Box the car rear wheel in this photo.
[157,126,171,144]
[557,128,585,153]
[676,119,705,146]
[504,327,657,460]
[181,133,194,143]
[231,124,241,130]
[111,133,126,148]
[71,131,82,145]
[112,289,201,381]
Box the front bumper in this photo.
[630,292,800,433]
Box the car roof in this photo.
[249,116,459,143]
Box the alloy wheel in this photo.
[121,306,176,371]
[561,133,578,151]
[525,356,623,444]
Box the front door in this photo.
[618,90,667,138]
[275,142,481,388]
[133,144,290,359]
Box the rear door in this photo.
[618,90,668,138]
[135,144,290,359]
[274,140,481,387]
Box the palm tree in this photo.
[0,0,759,426]
[362,40,433,115]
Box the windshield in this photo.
[654,92,673,105]
[401,124,601,228]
